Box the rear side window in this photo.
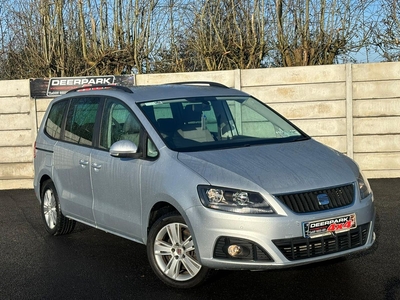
[45,100,68,139]
[64,97,100,146]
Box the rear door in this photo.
[53,96,100,224]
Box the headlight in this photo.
[357,172,372,200]
[198,186,275,214]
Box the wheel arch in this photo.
[144,200,205,262]
[147,201,179,235]
[145,201,196,244]
[38,174,52,201]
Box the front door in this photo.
[91,98,143,239]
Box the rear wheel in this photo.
[147,212,210,288]
[41,179,75,235]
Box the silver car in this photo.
[34,82,376,288]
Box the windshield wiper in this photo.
[291,136,310,142]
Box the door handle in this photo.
[79,159,89,167]
[92,163,102,170]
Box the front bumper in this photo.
[186,199,376,270]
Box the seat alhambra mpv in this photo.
[34,82,376,288]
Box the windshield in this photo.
[139,96,308,151]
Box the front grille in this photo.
[272,223,369,261]
[214,237,273,261]
[275,184,354,213]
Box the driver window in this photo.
[100,99,141,150]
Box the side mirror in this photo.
[110,140,139,158]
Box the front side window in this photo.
[139,96,308,152]
[100,98,141,149]
[64,97,100,146]
[100,98,159,158]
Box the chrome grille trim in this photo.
[275,184,354,213]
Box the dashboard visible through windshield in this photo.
[139,96,308,151]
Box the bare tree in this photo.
[373,0,400,61]
[273,0,377,66]
[0,0,388,79]
[196,0,268,70]
[146,0,274,73]
[75,0,162,75]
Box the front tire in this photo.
[147,212,210,288]
[40,179,75,235]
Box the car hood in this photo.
[177,139,358,195]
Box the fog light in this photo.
[227,245,250,258]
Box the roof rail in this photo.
[167,81,229,88]
[66,85,133,94]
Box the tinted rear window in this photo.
[45,100,68,139]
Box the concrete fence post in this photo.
[234,69,241,90]
[346,63,354,159]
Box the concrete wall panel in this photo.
[354,135,400,153]
[0,97,30,114]
[354,99,400,117]
[36,112,46,128]
[244,82,345,104]
[354,153,400,170]
[292,118,346,136]
[136,70,236,87]
[353,62,400,81]
[0,179,34,190]
[0,163,33,179]
[0,114,32,130]
[0,130,32,146]
[241,65,345,86]
[270,100,345,120]
[2,147,33,163]
[354,117,400,135]
[35,99,52,112]
[353,80,400,100]
[0,79,30,97]
[363,170,400,179]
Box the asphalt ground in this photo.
[0,179,399,300]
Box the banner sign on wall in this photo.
[30,75,135,98]
[47,76,116,96]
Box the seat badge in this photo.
[317,193,330,206]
